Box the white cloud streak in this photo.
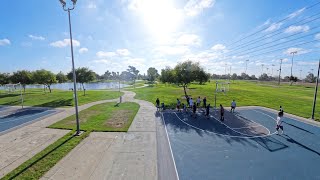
[29,35,45,40]
[284,25,309,33]
[79,47,89,54]
[50,39,80,48]
[265,23,282,32]
[0,39,11,46]
[184,0,215,16]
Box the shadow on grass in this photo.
[6,133,75,179]
[0,94,20,98]
[36,99,73,108]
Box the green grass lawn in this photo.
[0,89,122,108]
[132,80,320,120]
[49,102,140,131]
[1,131,89,180]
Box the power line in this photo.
[226,1,320,47]
[228,12,320,52]
[244,39,319,58]
[232,31,320,57]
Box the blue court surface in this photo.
[0,106,58,134]
[161,108,320,180]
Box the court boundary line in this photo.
[169,112,276,139]
[161,113,180,180]
[209,112,272,137]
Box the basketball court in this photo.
[161,107,320,179]
[0,105,59,134]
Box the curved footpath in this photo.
[40,90,177,180]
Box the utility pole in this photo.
[278,59,283,85]
[229,66,232,81]
[261,64,264,76]
[311,59,320,120]
[290,51,297,77]
[225,64,227,76]
[245,59,249,74]
[300,69,302,81]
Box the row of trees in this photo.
[0,67,95,95]
[215,72,317,83]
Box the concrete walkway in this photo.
[0,97,118,178]
[41,91,159,180]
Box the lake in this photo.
[0,82,130,90]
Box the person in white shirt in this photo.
[196,96,201,107]
[231,100,236,113]
[276,112,284,134]
[189,98,194,108]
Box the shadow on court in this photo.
[0,108,48,120]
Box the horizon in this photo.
[1,0,320,77]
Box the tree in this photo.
[0,73,10,86]
[127,66,139,88]
[195,70,209,85]
[103,70,111,80]
[231,73,237,82]
[160,66,175,84]
[305,73,316,83]
[33,69,57,93]
[174,61,208,96]
[68,67,95,96]
[147,67,159,83]
[56,71,68,83]
[258,73,270,81]
[10,70,33,92]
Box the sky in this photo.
[0,0,320,78]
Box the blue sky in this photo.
[0,0,320,78]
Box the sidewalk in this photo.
[41,91,158,180]
[0,98,118,178]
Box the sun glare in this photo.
[137,0,182,40]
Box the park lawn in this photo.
[0,89,122,108]
[132,80,320,120]
[49,102,140,132]
[1,131,90,180]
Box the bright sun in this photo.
[135,0,182,39]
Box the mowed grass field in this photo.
[49,102,140,132]
[133,80,319,120]
[0,89,122,108]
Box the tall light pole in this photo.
[261,64,264,76]
[117,72,120,92]
[311,59,320,120]
[290,51,297,77]
[245,59,249,74]
[59,0,80,135]
[278,59,283,85]
[300,69,302,81]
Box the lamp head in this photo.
[71,0,77,5]
[59,0,66,7]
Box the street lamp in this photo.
[245,59,249,74]
[59,0,80,135]
[290,51,297,77]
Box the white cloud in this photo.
[92,59,110,64]
[87,2,97,9]
[116,49,130,56]
[0,38,10,46]
[284,25,309,33]
[154,46,189,55]
[265,23,282,32]
[29,35,45,40]
[211,44,226,51]
[176,34,201,46]
[96,49,130,58]
[184,0,215,16]
[79,47,88,54]
[50,39,80,48]
[283,48,311,55]
[287,8,305,19]
[315,33,320,40]
[96,51,117,58]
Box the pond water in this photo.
[0,82,129,90]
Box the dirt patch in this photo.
[105,110,133,128]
